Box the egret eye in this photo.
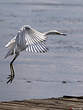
[25,27,30,30]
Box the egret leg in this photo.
[7,54,19,84]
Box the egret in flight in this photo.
[5,25,66,83]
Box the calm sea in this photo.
[0,0,83,101]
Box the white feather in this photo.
[5,36,16,49]
[5,25,66,58]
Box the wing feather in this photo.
[25,27,48,53]
[5,36,16,49]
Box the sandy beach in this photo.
[0,96,83,110]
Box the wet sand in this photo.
[0,96,83,110]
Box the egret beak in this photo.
[55,31,67,36]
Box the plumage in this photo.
[5,25,66,83]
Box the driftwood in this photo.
[0,96,83,110]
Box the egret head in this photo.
[24,25,31,30]
[54,30,67,36]
[20,25,31,31]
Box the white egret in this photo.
[5,25,66,83]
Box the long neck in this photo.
[43,30,66,36]
[43,30,59,36]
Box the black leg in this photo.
[7,54,19,84]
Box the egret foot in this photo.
[7,61,15,84]
[7,74,15,84]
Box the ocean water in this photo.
[0,0,83,101]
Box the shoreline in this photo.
[0,96,83,110]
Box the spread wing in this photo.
[25,27,48,53]
[5,36,16,58]
[5,36,16,49]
